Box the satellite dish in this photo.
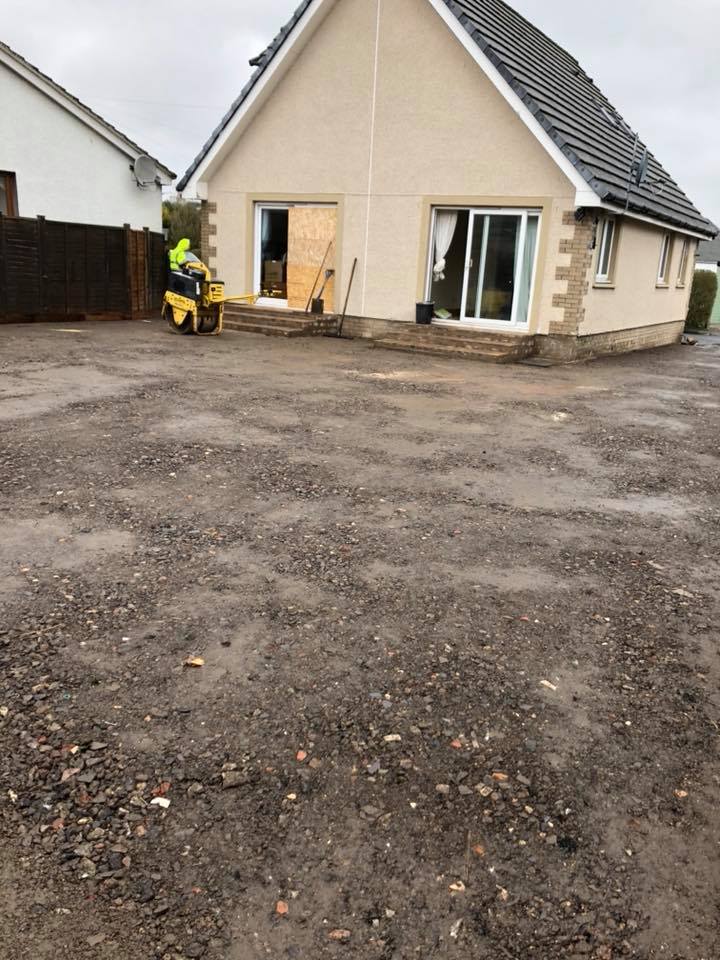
[133,155,158,186]
[632,149,649,188]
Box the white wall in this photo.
[581,222,695,335]
[0,61,162,230]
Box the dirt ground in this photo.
[1,320,719,960]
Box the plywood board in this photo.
[287,207,336,311]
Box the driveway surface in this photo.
[1,320,719,960]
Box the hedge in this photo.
[686,269,718,331]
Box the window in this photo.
[595,217,617,283]
[677,238,690,286]
[657,233,672,285]
[0,172,17,217]
[427,207,540,327]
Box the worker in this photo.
[168,238,192,272]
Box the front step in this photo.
[223,318,307,337]
[224,304,338,337]
[372,338,525,363]
[371,325,536,363]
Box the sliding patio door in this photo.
[429,207,540,329]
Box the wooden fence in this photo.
[0,215,166,322]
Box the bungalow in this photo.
[178,0,716,360]
[0,40,174,231]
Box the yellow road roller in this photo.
[163,240,256,336]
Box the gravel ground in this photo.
[1,320,719,960]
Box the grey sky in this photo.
[3,0,718,220]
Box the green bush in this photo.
[686,269,718,331]
[162,200,201,253]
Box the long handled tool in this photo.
[305,240,334,313]
[310,269,336,313]
[337,257,358,338]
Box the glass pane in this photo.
[0,178,8,216]
[599,220,614,277]
[464,214,485,318]
[429,210,469,319]
[481,215,521,321]
[515,216,539,326]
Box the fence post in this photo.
[104,228,110,313]
[0,213,5,315]
[123,223,132,319]
[64,222,69,317]
[37,216,47,315]
[143,227,150,315]
[84,223,90,319]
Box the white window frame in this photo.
[657,233,672,286]
[425,205,542,331]
[676,238,690,287]
[595,216,616,283]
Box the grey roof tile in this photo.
[178,0,715,237]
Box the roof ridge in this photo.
[0,39,175,179]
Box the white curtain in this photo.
[433,211,458,281]
[261,210,271,251]
[516,216,539,325]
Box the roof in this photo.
[446,0,714,236]
[178,0,715,237]
[0,40,175,180]
[697,237,720,263]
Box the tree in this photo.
[163,200,201,253]
[686,269,718,331]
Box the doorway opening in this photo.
[254,203,337,311]
[258,206,289,305]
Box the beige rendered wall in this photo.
[581,219,696,335]
[205,0,576,330]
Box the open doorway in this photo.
[254,203,337,311]
[428,210,469,319]
[257,205,289,305]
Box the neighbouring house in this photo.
[0,41,174,231]
[695,237,720,327]
[178,0,716,360]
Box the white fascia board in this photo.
[181,0,338,198]
[425,0,596,204]
[0,46,174,180]
[588,199,711,240]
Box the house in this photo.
[696,238,720,273]
[0,41,174,231]
[695,237,720,327]
[178,0,716,360]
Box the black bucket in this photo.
[311,298,325,315]
[416,301,434,325]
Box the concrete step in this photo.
[224,305,338,338]
[223,319,307,337]
[397,324,532,346]
[372,337,527,363]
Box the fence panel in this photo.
[2,219,41,314]
[0,215,165,321]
